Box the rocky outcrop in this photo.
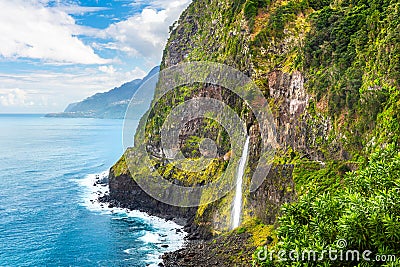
[101,0,399,265]
[162,232,254,267]
[100,165,215,240]
[100,167,196,224]
[246,164,296,224]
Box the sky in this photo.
[0,0,191,113]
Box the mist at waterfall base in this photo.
[0,115,184,266]
[231,136,250,229]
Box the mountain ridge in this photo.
[46,66,159,119]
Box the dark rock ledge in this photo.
[98,169,217,266]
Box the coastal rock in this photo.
[162,232,253,267]
[104,0,362,265]
[99,168,197,224]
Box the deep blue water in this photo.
[0,114,183,267]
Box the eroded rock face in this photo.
[104,0,342,234]
[247,165,296,224]
[267,70,344,161]
[268,70,309,149]
[102,168,197,224]
[101,167,215,239]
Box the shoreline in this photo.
[76,171,188,267]
[77,170,259,267]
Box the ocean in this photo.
[0,114,184,266]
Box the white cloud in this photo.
[54,5,109,15]
[0,0,108,64]
[0,0,191,64]
[104,0,191,63]
[0,66,147,112]
[0,88,32,107]
[123,67,147,80]
[0,0,192,113]
[99,65,117,74]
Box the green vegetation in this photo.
[303,1,399,120]
[250,0,399,154]
[254,146,400,266]
[111,0,400,264]
[244,0,270,29]
[248,1,400,264]
[239,218,277,248]
[112,153,129,177]
[157,158,228,186]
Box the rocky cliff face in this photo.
[106,0,324,234]
[152,0,320,232]
[246,164,295,224]
[103,0,400,265]
[106,0,399,241]
[102,167,196,222]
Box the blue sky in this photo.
[0,0,191,113]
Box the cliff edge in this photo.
[105,0,400,265]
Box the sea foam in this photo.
[74,171,186,266]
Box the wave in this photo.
[139,232,160,244]
[74,171,186,266]
[73,170,110,212]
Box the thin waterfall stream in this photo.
[231,136,250,229]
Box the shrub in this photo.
[254,145,400,266]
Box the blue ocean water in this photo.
[0,114,184,267]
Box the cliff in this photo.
[100,156,197,224]
[106,0,400,266]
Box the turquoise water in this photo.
[0,114,183,266]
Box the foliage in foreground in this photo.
[254,146,400,266]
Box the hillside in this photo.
[106,0,400,266]
[46,66,159,119]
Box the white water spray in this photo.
[231,136,250,229]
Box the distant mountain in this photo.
[46,66,159,119]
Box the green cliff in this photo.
[110,0,399,266]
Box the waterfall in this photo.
[231,136,250,229]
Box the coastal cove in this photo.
[0,114,184,266]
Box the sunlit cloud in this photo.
[0,0,109,64]
[0,0,192,113]
[104,0,191,64]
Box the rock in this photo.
[105,169,197,223]
[187,233,200,240]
